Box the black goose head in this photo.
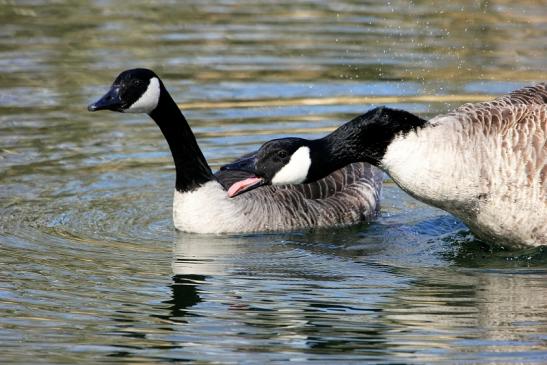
[221,138,314,197]
[87,68,214,193]
[88,68,162,114]
[221,107,428,198]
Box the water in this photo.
[1,0,546,363]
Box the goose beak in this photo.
[221,156,265,197]
[227,176,265,198]
[88,86,124,112]
[221,156,257,174]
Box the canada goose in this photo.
[87,68,383,234]
[222,83,546,247]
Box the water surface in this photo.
[1,1,546,363]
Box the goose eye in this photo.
[278,150,288,159]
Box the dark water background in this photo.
[1,1,546,363]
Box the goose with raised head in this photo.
[222,84,547,247]
[87,68,383,234]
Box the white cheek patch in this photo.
[271,146,311,185]
[125,77,160,113]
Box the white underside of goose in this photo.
[173,181,251,234]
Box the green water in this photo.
[0,1,546,363]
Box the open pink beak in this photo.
[227,176,265,198]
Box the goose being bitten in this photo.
[88,68,383,234]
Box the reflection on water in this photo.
[168,234,547,362]
[0,0,546,363]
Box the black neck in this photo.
[149,87,213,192]
[307,107,427,180]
